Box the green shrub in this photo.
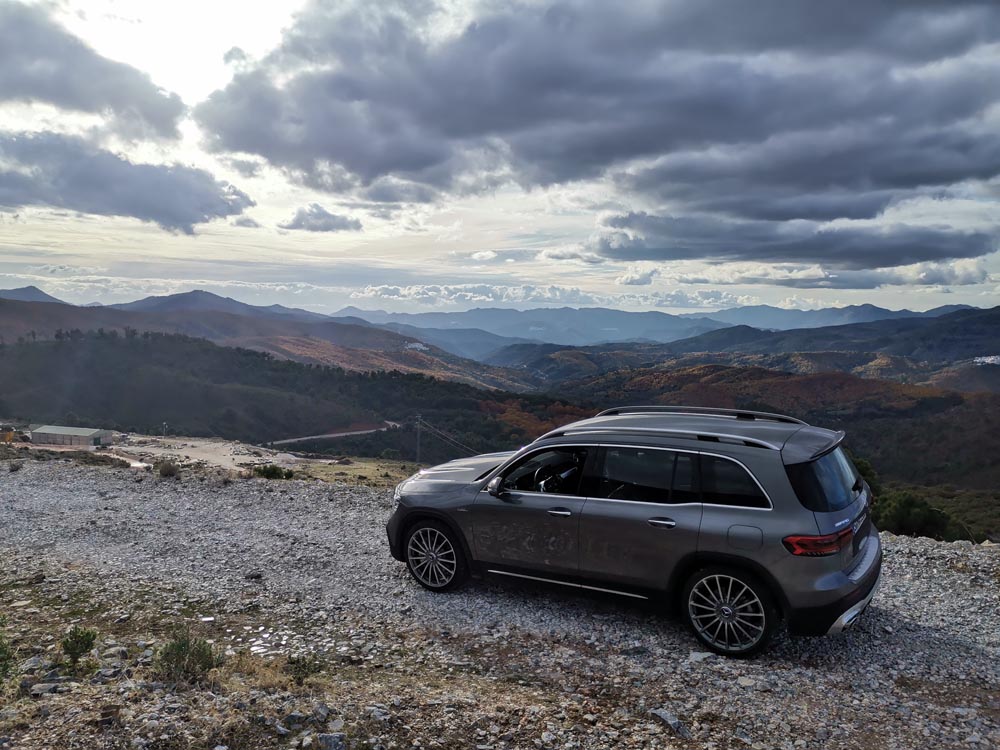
[61,625,97,666]
[285,653,324,685]
[872,490,971,541]
[158,461,179,478]
[0,621,13,680]
[252,464,294,480]
[379,448,400,460]
[156,629,219,684]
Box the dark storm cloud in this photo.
[0,133,254,233]
[193,0,1000,274]
[597,212,996,269]
[0,1,184,138]
[279,204,362,232]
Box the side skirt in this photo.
[484,567,650,601]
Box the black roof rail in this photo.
[594,405,807,426]
[536,426,782,451]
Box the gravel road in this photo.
[2,459,999,749]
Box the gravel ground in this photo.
[1,459,999,749]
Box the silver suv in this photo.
[386,406,882,656]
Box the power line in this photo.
[414,416,477,455]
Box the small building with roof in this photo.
[30,425,114,447]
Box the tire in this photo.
[682,566,778,657]
[404,519,469,592]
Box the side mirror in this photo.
[486,475,504,497]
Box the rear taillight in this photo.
[783,528,853,556]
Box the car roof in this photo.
[534,406,843,464]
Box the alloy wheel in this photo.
[688,573,767,654]
[406,526,458,588]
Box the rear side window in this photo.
[594,448,699,504]
[785,447,860,513]
[700,455,769,509]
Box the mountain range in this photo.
[1,286,997,395]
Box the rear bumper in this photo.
[786,540,883,636]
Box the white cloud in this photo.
[351,283,756,310]
[616,265,659,286]
[470,250,497,261]
[536,247,605,265]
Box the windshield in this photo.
[785,447,862,513]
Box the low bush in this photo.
[285,653,323,685]
[156,628,220,684]
[872,490,972,542]
[61,625,97,666]
[158,461,180,478]
[252,464,294,480]
[0,616,13,680]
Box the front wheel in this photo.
[404,520,469,592]
[682,566,778,657]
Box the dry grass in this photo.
[299,456,417,487]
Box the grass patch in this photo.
[155,628,221,685]
[301,457,416,488]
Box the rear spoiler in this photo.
[810,430,846,460]
[781,427,846,465]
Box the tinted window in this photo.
[594,448,699,504]
[700,455,769,509]
[503,447,589,496]
[785,447,860,513]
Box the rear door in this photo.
[473,446,592,578]
[577,445,702,591]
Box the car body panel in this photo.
[472,489,585,576]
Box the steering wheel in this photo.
[534,465,559,492]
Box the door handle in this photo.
[647,518,676,528]
[547,508,572,517]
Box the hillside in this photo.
[0,298,537,390]
[667,306,1000,362]
[0,334,584,453]
[110,289,329,322]
[335,305,729,346]
[486,307,1000,391]
[689,303,972,330]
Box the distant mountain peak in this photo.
[0,285,67,305]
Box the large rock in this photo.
[316,735,347,750]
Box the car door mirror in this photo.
[486,475,505,497]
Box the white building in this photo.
[30,425,114,447]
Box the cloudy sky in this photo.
[1,0,999,313]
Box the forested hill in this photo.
[0,332,588,448]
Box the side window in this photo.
[595,447,673,503]
[502,447,589,496]
[700,455,769,509]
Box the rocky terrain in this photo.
[1,458,998,749]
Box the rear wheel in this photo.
[404,520,469,592]
[683,566,777,657]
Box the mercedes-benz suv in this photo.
[386,406,882,656]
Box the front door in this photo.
[578,446,703,591]
[473,446,592,578]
